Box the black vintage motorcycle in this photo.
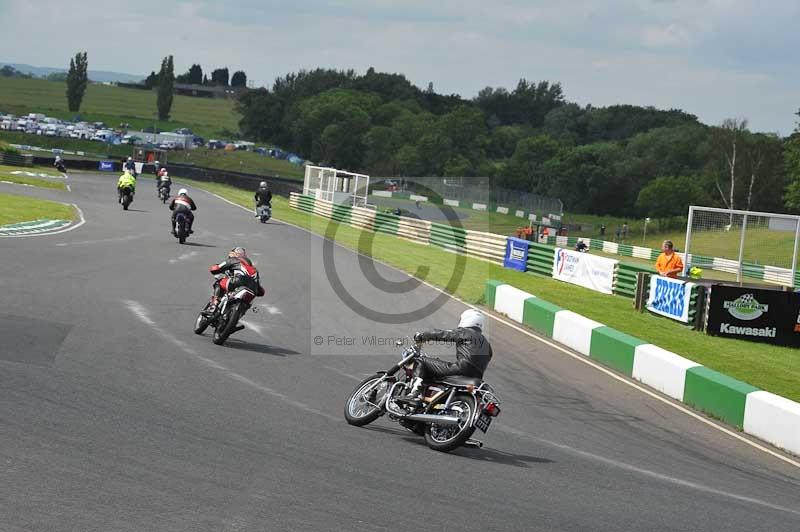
[173,212,190,244]
[344,341,501,452]
[193,274,256,345]
[120,186,134,210]
[158,184,170,204]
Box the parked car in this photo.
[174,127,193,135]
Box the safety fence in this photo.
[368,192,562,228]
[545,235,800,288]
[288,193,695,307]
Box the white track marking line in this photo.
[322,366,362,382]
[494,423,800,517]
[1,203,86,239]
[168,251,199,264]
[260,305,282,315]
[239,319,265,336]
[189,185,800,470]
[124,300,336,421]
[57,233,144,247]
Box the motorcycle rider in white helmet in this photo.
[168,188,197,235]
[397,309,493,406]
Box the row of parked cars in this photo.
[0,112,305,162]
[0,112,204,151]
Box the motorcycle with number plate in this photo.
[120,186,133,210]
[343,341,501,452]
[174,212,189,244]
[158,185,170,204]
[256,203,271,223]
[193,274,256,345]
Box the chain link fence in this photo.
[375,176,563,218]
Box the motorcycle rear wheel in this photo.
[424,393,477,452]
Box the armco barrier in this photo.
[289,193,505,266]
[526,242,555,276]
[486,279,800,455]
[429,223,466,253]
[615,262,655,298]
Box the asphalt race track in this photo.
[1,173,800,532]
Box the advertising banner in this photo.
[647,275,695,323]
[98,161,114,171]
[503,237,530,272]
[552,248,617,294]
[706,285,800,347]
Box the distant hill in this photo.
[0,62,145,83]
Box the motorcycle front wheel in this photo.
[193,304,212,335]
[344,373,390,426]
[212,302,239,345]
[424,393,477,452]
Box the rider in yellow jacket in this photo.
[117,171,136,203]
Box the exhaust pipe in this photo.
[405,413,461,426]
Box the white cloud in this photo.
[0,0,798,134]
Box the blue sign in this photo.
[646,275,693,323]
[503,237,530,271]
[98,161,114,171]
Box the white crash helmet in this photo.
[178,188,188,196]
[458,309,485,330]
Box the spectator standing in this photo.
[600,224,606,237]
[655,240,684,278]
[615,226,621,242]
[622,222,629,241]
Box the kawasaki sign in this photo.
[706,285,800,347]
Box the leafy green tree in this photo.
[177,64,203,84]
[231,70,247,87]
[363,126,403,174]
[501,134,562,192]
[66,51,88,112]
[156,55,175,120]
[636,176,710,218]
[211,67,229,86]
[394,144,422,176]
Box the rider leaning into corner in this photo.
[203,247,266,316]
[398,309,493,406]
[169,188,197,234]
[117,170,136,203]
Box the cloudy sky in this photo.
[2,0,798,134]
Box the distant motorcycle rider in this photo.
[204,247,265,315]
[124,156,137,176]
[54,155,66,173]
[254,181,272,215]
[169,188,196,234]
[157,169,172,195]
[117,170,136,203]
[398,309,493,406]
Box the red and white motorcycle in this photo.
[193,274,257,345]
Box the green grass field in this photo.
[0,191,74,225]
[171,149,305,180]
[0,77,239,140]
[178,177,800,402]
[0,164,67,190]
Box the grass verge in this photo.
[0,165,66,190]
[0,191,74,225]
[178,177,800,402]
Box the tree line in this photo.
[144,64,247,89]
[236,67,797,217]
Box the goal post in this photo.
[683,205,800,286]
[303,165,370,207]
